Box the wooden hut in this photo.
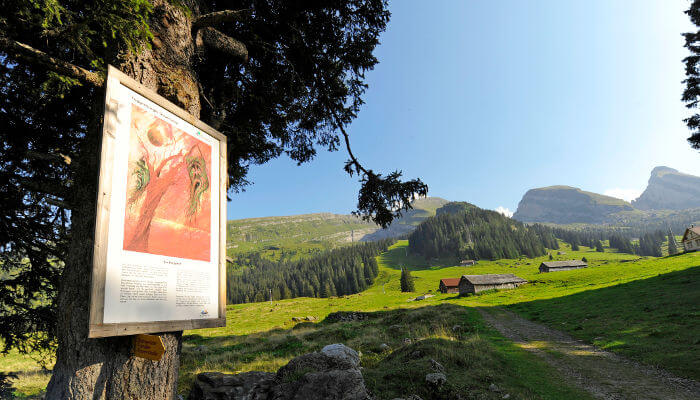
[438,278,460,294]
[458,274,527,295]
[682,226,700,252]
[539,260,588,273]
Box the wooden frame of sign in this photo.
[88,65,227,338]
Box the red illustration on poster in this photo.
[123,105,212,261]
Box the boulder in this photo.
[325,311,370,322]
[425,372,446,388]
[320,343,360,368]
[273,350,368,400]
[189,371,275,400]
[190,345,369,400]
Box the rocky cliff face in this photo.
[513,186,634,224]
[631,167,700,210]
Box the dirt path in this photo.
[477,307,700,400]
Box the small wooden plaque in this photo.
[133,334,166,361]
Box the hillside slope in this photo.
[632,166,700,210]
[226,197,449,258]
[178,242,699,396]
[513,186,634,224]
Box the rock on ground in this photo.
[320,343,360,368]
[189,344,369,400]
[325,311,370,322]
[425,372,446,388]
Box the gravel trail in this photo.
[478,307,700,400]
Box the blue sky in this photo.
[228,0,700,220]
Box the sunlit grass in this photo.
[4,240,697,397]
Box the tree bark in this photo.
[46,1,201,398]
[0,37,104,86]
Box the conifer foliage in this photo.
[637,231,664,257]
[227,239,393,304]
[400,268,415,292]
[408,206,551,260]
[683,0,700,148]
[595,240,605,252]
[609,234,635,255]
[667,231,678,255]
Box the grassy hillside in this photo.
[177,242,699,396]
[4,241,697,398]
[227,213,375,261]
[226,197,449,261]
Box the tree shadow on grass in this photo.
[179,303,589,399]
[505,266,700,380]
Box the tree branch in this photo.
[332,111,369,176]
[0,37,103,86]
[196,28,248,62]
[17,178,69,199]
[26,151,73,166]
[45,198,72,210]
[192,9,251,30]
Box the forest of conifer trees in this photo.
[407,203,674,260]
[226,239,394,304]
[225,202,681,305]
[408,208,555,259]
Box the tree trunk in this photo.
[46,1,201,398]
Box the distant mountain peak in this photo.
[512,185,633,224]
[632,166,700,210]
[651,166,676,174]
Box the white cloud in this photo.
[495,206,514,218]
[603,188,642,202]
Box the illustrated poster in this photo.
[101,81,220,324]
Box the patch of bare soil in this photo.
[478,307,700,400]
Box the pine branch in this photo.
[196,27,248,62]
[17,178,69,199]
[44,198,72,210]
[331,111,428,228]
[332,110,369,177]
[26,151,73,166]
[192,9,251,30]
[0,37,103,86]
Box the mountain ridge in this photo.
[512,185,634,224]
[631,166,700,210]
[513,166,700,224]
[226,197,449,258]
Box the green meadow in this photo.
[3,240,698,398]
[178,241,699,396]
